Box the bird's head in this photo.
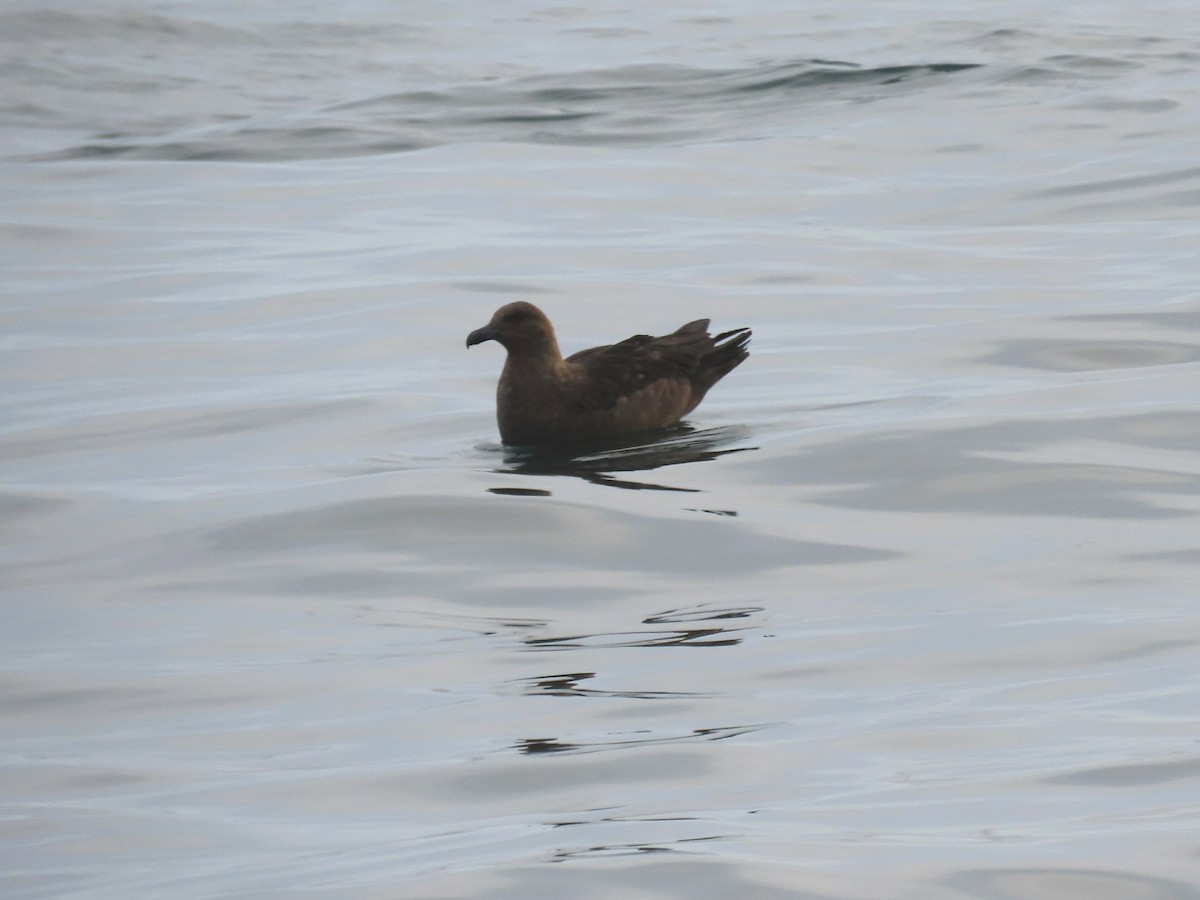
[466,301,559,356]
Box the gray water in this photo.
[3,2,1200,897]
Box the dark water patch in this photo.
[745,413,1200,519]
[563,476,700,493]
[512,672,710,700]
[0,398,373,462]
[407,858,825,900]
[1090,637,1200,664]
[1043,53,1143,72]
[735,61,978,92]
[0,682,166,717]
[1025,165,1200,199]
[977,338,1200,372]
[990,66,1076,86]
[1065,307,1200,332]
[1128,548,1200,565]
[1074,96,1177,113]
[526,626,747,650]
[46,129,426,163]
[518,737,580,754]
[961,28,1041,47]
[1019,164,1200,219]
[201,492,896,601]
[550,835,723,862]
[942,867,1200,900]
[645,605,763,624]
[0,492,74,532]
[30,58,982,163]
[0,8,253,44]
[986,50,1147,87]
[1046,753,1200,787]
[513,723,768,756]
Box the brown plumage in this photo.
[466,301,750,446]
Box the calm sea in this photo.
[3,2,1199,897]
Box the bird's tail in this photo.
[698,326,751,390]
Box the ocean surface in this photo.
[3,2,1200,897]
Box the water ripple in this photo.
[28,59,982,163]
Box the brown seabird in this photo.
[466,301,750,446]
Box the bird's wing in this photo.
[566,331,709,414]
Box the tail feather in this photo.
[694,326,751,394]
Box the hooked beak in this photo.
[466,324,496,348]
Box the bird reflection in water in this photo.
[487,423,756,493]
[517,671,709,699]
[513,723,767,756]
[520,605,764,651]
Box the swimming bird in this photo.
[466,301,750,446]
